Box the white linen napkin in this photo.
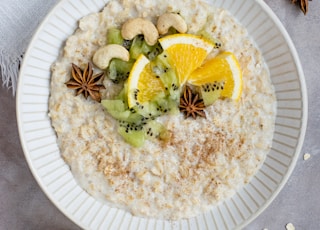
[0,0,58,95]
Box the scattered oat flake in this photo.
[286,223,295,230]
[303,153,311,160]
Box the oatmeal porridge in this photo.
[49,0,276,220]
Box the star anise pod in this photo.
[179,86,206,119]
[65,62,105,102]
[292,0,311,15]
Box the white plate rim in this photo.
[237,1,308,228]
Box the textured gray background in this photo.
[0,0,319,229]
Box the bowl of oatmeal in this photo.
[17,0,307,229]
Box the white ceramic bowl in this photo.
[16,0,307,229]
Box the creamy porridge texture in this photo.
[49,0,276,220]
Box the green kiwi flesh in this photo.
[200,81,224,106]
[118,126,145,147]
[129,35,163,60]
[107,28,124,45]
[117,119,168,147]
[196,29,222,49]
[101,99,144,123]
[151,52,180,100]
[107,59,134,83]
[143,120,169,140]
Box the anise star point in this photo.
[292,0,311,15]
[179,85,206,119]
[65,62,105,102]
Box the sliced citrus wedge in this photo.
[159,34,214,85]
[127,54,165,108]
[189,51,243,100]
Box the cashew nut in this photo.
[121,18,159,46]
[157,13,188,35]
[92,44,129,69]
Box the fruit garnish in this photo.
[104,29,164,84]
[98,16,243,147]
[152,52,180,100]
[129,35,163,60]
[159,34,214,85]
[107,28,125,46]
[101,99,144,123]
[101,95,170,147]
[189,51,243,101]
[65,62,105,102]
[107,59,134,83]
[101,53,177,147]
[127,54,165,108]
[196,29,223,49]
[118,125,145,147]
[116,119,168,147]
[179,86,206,119]
[199,81,225,106]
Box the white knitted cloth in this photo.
[0,0,58,94]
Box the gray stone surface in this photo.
[0,0,319,229]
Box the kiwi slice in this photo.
[102,91,174,147]
[107,28,132,49]
[118,119,168,147]
[200,81,224,106]
[101,99,144,123]
[118,120,169,147]
[101,99,128,118]
[166,27,178,35]
[160,68,180,101]
[151,52,180,100]
[196,29,222,49]
[146,42,163,60]
[107,59,134,83]
[153,51,171,70]
[107,28,124,45]
[154,96,179,115]
[118,125,145,147]
[131,89,179,117]
[130,100,163,120]
[129,35,163,60]
[129,35,144,59]
[143,120,169,140]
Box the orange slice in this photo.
[189,51,243,100]
[127,54,165,108]
[159,34,214,85]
